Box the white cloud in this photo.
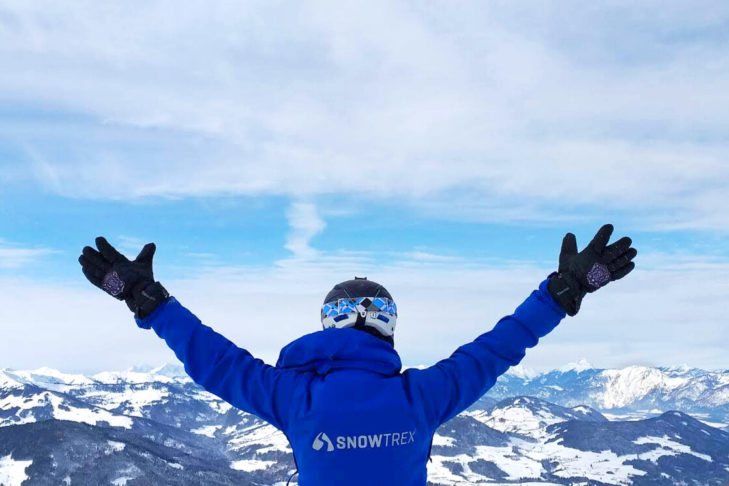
[0,240,54,269]
[1,247,726,373]
[283,201,326,260]
[1,1,728,229]
[0,2,726,375]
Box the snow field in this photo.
[0,454,32,486]
[231,459,278,472]
[0,390,132,429]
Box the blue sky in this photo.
[1,1,728,373]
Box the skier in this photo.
[79,224,636,485]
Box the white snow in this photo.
[602,411,658,422]
[597,367,690,408]
[431,433,455,447]
[0,390,132,429]
[506,364,538,380]
[226,422,292,455]
[425,430,714,486]
[499,435,648,486]
[191,425,222,438]
[11,367,95,392]
[2,362,727,486]
[230,459,277,472]
[467,399,565,438]
[132,363,190,380]
[189,390,232,414]
[0,370,26,391]
[92,370,173,384]
[559,359,593,373]
[633,435,712,462]
[77,385,169,418]
[427,443,544,484]
[0,454,32,486]
[106,440,126,453]
[546,444,646,485]
[110,465,139,485]
[426,413,720,486]
[163,438,186,450]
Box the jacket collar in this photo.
[275,328,402,376]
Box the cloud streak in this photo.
[1,248,726,374]
[1,1,728,229]
[284,201,326,260]
[0,240,54,269]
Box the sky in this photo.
[0,1,728,374]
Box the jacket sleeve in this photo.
[403,278,566,427]
[136,297,301,431]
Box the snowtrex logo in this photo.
[312,432,334,452]
[312,430,416,452]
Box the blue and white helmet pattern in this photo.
[321,296,398,337]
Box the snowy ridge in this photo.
[558,358,593,373]
[597,366,691,408]
[484,361,729,426]
[1,363,728,484]
[0,369,25,391]
[467,396,606,438]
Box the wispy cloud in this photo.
[0,2,727,374]
[283,201,326,260]
[0,239,54,269]
[2,248,725,373]
[1,2,728,229]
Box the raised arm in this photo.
[404,224,637,427]
[136,297,301,429]
[404,278,564,426]
[78,237,301,430]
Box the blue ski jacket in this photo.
[137,278,565,485]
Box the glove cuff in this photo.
[548,272,585,317]
[126,281,170,321]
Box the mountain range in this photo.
[1,363,728,485]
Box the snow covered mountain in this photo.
[480,361,729,426]
[1,364,728,485]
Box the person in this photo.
[78,224,636,486]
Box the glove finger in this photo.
[79,256,110,282]
[611,261,635,281]
[135,243,156,264]
[559,233,578,268]
[604,237,632,262]
[588,224,614,253]
[608,248,637,272]
[79,254,108,273]
[95,236,126,264]
[82,246,111,271]
[81,265,104,287]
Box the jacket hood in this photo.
[275,327,402,376]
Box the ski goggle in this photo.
[321,297,398,337]
[321,297,397,318]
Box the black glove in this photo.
[548,224,637,316]
[79,237,169,319]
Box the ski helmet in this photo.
[321,277,397,345]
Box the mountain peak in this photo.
[149,363,188,378]
[128,363,187,378]
[10,367,94,387]
[505,364,538,380]
[559,358,593,373]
